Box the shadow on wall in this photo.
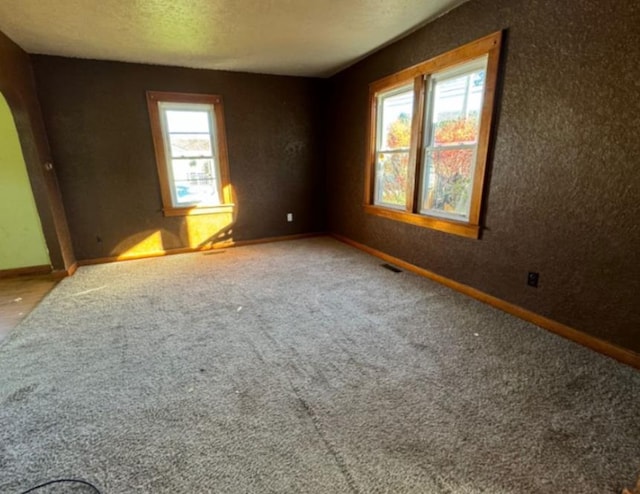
[110,184,238,260]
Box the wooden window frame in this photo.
[146,91,233,217]
[364,31,503,239]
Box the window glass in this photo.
[170,158,219,205]
[169,134,213,158]
[165,110,210,133]
[379,89,413,150]
[430,68,485,146]
[159,103,220,207]
[374,85,413,208]
[420,59,487,220]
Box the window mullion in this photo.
[423,74,436,149]
[425,143,478,152]
[416,74,435,214]
[170,154,214,160]
[377,148,411,154]
[167,132,211,135]
[406,75,426,213]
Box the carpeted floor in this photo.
[0,237,638,493]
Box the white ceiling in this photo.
[0,0,467,77]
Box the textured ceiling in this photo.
[0,0,467,77]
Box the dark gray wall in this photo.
[32,57,326,260]
[325,0,640,352]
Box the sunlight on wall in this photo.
[0,93,50,270]
[111,185,237,260]
[185,185,237,247]
[222,183,235,206]
[185,211,234,248]
[113,230,167,260]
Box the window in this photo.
[374,84,414,209]
[147,91,232,216]
[365,32,502,238]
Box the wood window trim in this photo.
[162,204,235,217]
[364,31,503,239]
[146,91,233,217]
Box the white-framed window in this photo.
[147,91,232,216]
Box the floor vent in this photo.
[381,263,402,273]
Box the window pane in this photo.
[170,158,220,205]
[169,134,213,158]
[431,69,485,146]
[375,151,409,207]
[378,87,413,151]
[165,110,210,133]
[421,148,474,219]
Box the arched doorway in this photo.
[0,91,50,272]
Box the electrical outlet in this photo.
[527,271,539,288]
[287,213,293,222]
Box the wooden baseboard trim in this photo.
[332,233,640,370]
[78,232,325,267]
[67,262,78,277]
[0,264,52,279]
[51,262,78,279]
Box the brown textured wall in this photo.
[325,0,640,352]
[32,57,326,260]
[0,31,75,271]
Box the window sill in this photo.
[363,204,480,239]
[163,204,235,217]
